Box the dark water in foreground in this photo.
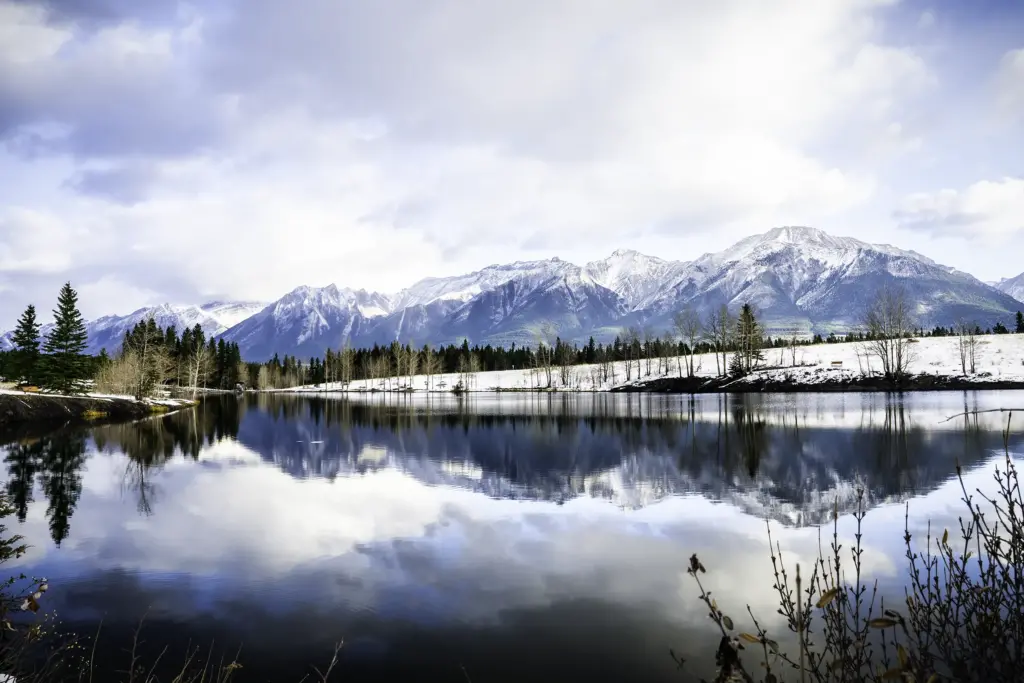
[1,392,1023,682]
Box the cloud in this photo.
[65,161,163,204]
[0,2,224,159]
[5,437,898,635]
[894,177,1024,238]
[995,48,1024,121]
[0,0,976,327]
[7,0,181,27]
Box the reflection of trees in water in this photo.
[6,392,1021,544]
[90,401,242,515]
[239,394,1016,513]
[3,434,85,546]
[1,400,239,543]
[4,439,43,522]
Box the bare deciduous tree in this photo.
[256,365,271,391]
[704,305,734,377]
[186,340,212,399]
[621,326,641,381]
[863,285,917,380]
[642,327,654,377]
[339,344,354,386]
[422,345,440,391]
[955,319,979,375]
[118,316,172,400]
[557,341,574,387]
[673,307,703,378]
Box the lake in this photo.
[2,391,1022,682]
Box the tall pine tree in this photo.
[9,304,41,385]
[42,283,89,395]
[1016,311,1024,334]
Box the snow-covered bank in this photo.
[0,389,197,429]
[279,335,1024,394]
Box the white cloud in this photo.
[0,0,996,326]
[995,48,1024,121]
[895,177,1024,238]
[4,439,899,632]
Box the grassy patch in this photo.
[80,410,108,420]
[147,404,170,414]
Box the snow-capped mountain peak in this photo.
[994,271,1024,302]
[583,249,684,310]
[199,301,269,329]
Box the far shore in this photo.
[269,334,1024,397]
[266,371,1024,396]
[612,372,1024,393]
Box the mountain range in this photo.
[4,226,1023,360]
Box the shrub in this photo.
[680,415,1022,683]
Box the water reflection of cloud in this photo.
[2,434,909,642]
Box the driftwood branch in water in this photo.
[941,408,1023,423]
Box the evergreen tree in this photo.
[1016,311,1024,334]
[41,283,89,394]
[9,304,42,385]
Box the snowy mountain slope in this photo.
[638,226,1022,334]
[994,272,1024,303]
[436,262,627,346]
[389,259,581,310]
[219,285,392,360]
[200,301,270,329]
[583,249,688,310]
[219,226,1024,359]
[9,226,1021,360]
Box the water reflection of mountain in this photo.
[3,394,1017,542]
[232,394,1014,526]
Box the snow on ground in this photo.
[283,334,1024,394]
[0,388,195,407]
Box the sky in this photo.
[0,0,1022,327]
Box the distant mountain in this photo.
[994,272,1024,303]
[629,226,1024,336]
[0,301,267,355]
[222,226,1024,359]
[7,226,1022,360]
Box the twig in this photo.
[941,408,1024,423]
[88,618,103,683]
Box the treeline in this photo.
[254,303,770,389]
[1,281,245,399]
[95,317,246,398]
[258,298,1024,389]
[1,283,95,394]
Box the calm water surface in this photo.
[2,392,1023,682]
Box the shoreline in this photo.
[0,391,197,430]
[271,373,1024,396]
[610,373,1024,393]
